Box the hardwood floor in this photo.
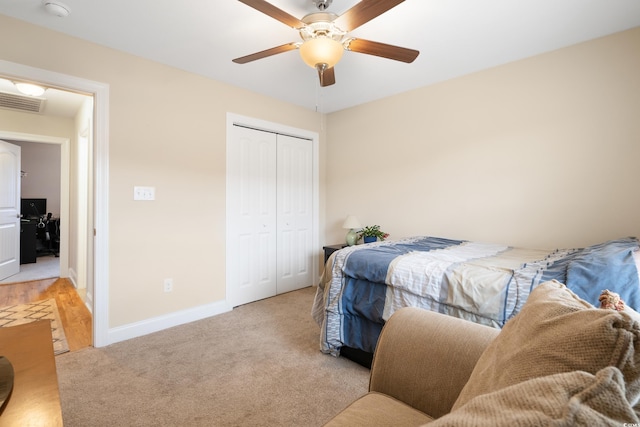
[0,278,92,352]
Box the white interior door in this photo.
[276,134,313,293]
[0,140,21,281]
[227,126,278,307]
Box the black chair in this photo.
[50,218,60,257]
[35,214,60,257]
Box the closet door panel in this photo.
[276,134,313,294]
[228,126,277,306]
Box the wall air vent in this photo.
[0,90,45,114]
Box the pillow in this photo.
[429,367,638,426]
[453,280,640,413]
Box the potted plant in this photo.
[358,225,389,244]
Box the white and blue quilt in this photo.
[311,236,640,356]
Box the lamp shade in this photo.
[342,215,361,229]
[299,37,344,69]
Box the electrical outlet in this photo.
[163,278,173,293]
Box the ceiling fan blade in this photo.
[317,65,336,87]
[232,43,299,64]
[346,38,419,63]
[238,0,306,28]
[333,0,405,32]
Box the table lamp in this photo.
[342,215,361,246]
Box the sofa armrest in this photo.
[369,307,499,419]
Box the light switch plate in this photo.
[133,186,155,201]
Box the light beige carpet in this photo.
[55,286,370,426]
[0,298,70,355]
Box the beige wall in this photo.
[0,15,326,328]
[326,27,640,249]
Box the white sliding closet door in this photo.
[228,126,278,307]
[276,134,313,294]
[228,125,313,307]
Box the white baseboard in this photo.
[106,300,233,345]
[67,267,78,288]
[84,291,93,315]
[66,267,93,313]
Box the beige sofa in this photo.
[325,280,640,426]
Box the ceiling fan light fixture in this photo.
[299,37,344,69]
[233,0,419,87]
[14,82,46,97]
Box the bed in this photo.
[312,236,640,361]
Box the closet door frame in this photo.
[225,113,319,307]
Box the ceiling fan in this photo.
[232,0,419,87]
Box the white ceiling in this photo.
[1,0,639,114]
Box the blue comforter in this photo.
[312,236,640,356]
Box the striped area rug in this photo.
[0,299,70,355]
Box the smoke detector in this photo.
[44,1,71,17]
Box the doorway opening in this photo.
[0,138,65,285]
[0,59,110,347]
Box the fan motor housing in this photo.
[300,12,344,41]
[312,0,333,11]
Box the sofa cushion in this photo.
[453,280,640,412]
[429,367,638,426]
[323,391,433,427]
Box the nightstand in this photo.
[323,244,347,264]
